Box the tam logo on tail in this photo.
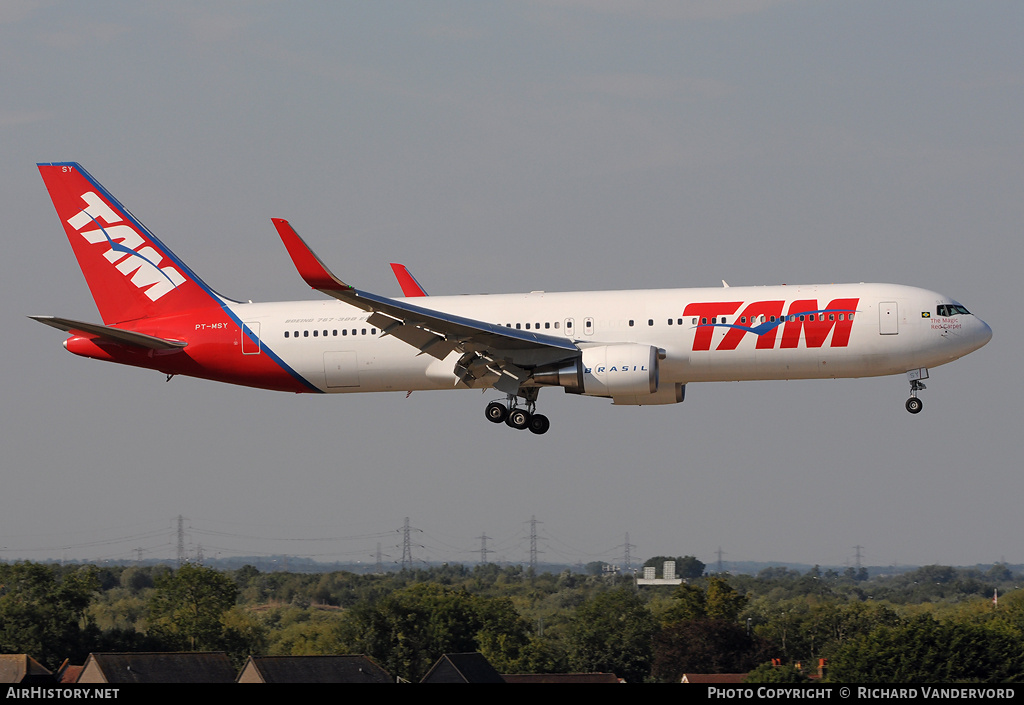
[68,190,185,302]
[38,162,224,324]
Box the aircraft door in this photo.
[879,302,899,335]
[324,351,360,388]
[241,322,261,354]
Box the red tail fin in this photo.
[38,163,222,324]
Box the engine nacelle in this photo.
[532,344,661,399]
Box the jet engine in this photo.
[531,344,661,398]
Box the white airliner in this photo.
[33,162,992,434]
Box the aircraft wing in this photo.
[272,219,579,392]
[29,316,187,350]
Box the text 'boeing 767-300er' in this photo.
[32,163,992,435]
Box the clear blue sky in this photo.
[2,1,1021,569]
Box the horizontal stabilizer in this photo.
[29,316,187,350]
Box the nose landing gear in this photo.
[484,392,550,434]
[905,368,928,414]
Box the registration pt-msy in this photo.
[32,163,992,435]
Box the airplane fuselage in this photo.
[63,282,991,402]
[35,162,991,433]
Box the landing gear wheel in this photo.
[485,401,509,424]
[905,374,927,415]
[506,408,530,430]
[528,413,550,435]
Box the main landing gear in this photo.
[905,368,928,414]
[485,392,550,435]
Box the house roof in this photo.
[57,665,84,684]
[54,659,84,684]
[682,673,750,683]
[421,653,505,683]
[237,655,392,683]
[503,672,621,684]
[0,655,52,684]
[79,652,236,683]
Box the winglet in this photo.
[272,218,352,291]
[390,263,429,297]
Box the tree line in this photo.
[1,558,1021,682]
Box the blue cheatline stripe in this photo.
[228,311,323,394]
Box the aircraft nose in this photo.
[977,318,993,347]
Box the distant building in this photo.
[637,560,683,586]
[237,655,392,683]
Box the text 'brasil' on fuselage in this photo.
[31,162,992,435]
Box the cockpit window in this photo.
[937,304,971,317]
